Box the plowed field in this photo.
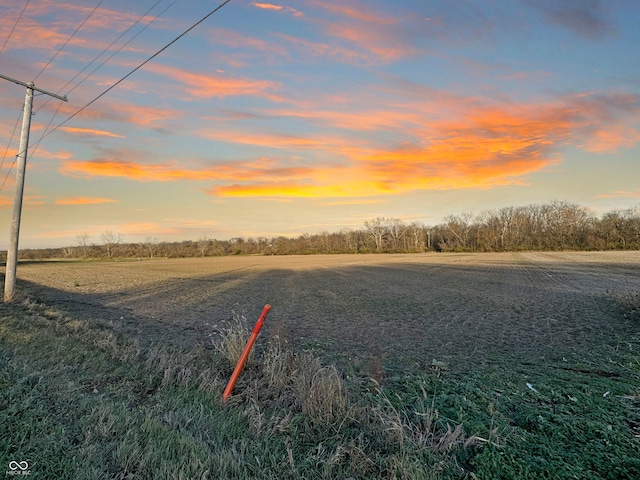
[13,251,640,375]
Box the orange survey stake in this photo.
[223,304,271,401]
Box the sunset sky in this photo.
[0,0,639,248]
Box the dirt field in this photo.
[12,251,640,375]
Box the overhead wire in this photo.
[31,0,178,157]
[39,0,232,143]
[0,108,24,193]
[0,0,31,57]
[4,0,231,174]
[33,0,105,82]
[1,0,102,190]
[34,0,166,115]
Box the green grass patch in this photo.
[1,292,639,479]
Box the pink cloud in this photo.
[145,63,280,100]
[211,28,290,58]
[59,127,125,138]
[56,197,119,205]
[596,190,640,199]
[252,2,303,16]
[584,125,640,153]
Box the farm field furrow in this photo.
[12,251,640,375]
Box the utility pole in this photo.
[0,73,67,302]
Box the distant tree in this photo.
[597,207,640,250]
[76,233,90,257]
[364,217,388,252]
[440,212,474,251]
[101,230,123,258]
[141,236,159,258]
[406,222,425,252]
[197,235,210,257]
[386,218,406,251]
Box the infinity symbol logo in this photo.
[8,461,29,471]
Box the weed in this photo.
[211,310,253,369]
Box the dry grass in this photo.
[211,310,254,369]
[295,357,349,424]
[369,381,477,455]
[206,312,481,477]
[210,313,479,478]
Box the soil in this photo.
[11,251,640,376]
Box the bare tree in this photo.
[407,222,425,252]
[76,233,90,257]
[101,230,123,258]
[495,206,515,250]
[197,235,210,257]
[141,236,159,258]
[441,213,473,251]
[364,217,387,252]
[386,218,406,251]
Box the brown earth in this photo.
[10,251,640,375]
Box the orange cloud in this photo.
[325,23,413,61]
[60,160,200,181]
[353,144,551,192]
[56,197,119,205]
[596,190,640,199]
[208,148,547,198]
[253,2,283,11]
[309,0,393,25]
[0,2,160,59]
[58,85,640,200]
[300,0,419,63]
[200,98,596,197]
[60,157,319,183]
[145,64,280,100]
[584,126,640,153]
[211,182,366,198]
[0,22,76,53]
[252,2,303,16]
[195,128,346,151]
[60,127,125,138]
[265,105,426,131]
[58,101,180,128]
[119,104,183,126]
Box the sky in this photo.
[0,0,639,249]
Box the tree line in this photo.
[5,200,640,261]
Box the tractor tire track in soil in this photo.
[11,252,640,375]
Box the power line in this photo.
[0,0,31,57]
[33,0,105,82]
[0,108,24,193]
[0,107,23,172]
[40,0,232,141]
[31,0,178,157]
[0,157,18,195]
[35,0,168,114]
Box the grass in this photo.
[1,289,639,479]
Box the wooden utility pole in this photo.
[1,73,67,302]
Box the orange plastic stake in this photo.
[223,304,271,401]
